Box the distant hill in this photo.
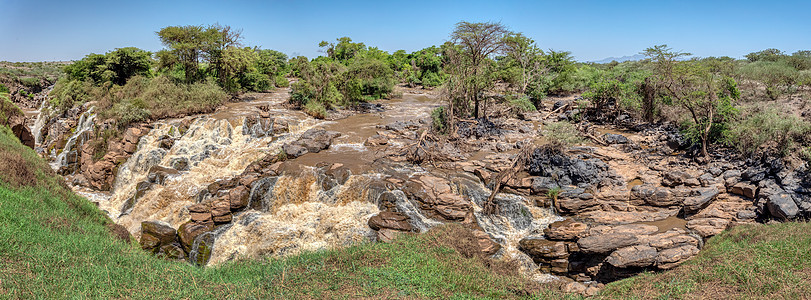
[591,54,646,64]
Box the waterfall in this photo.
[50,108,96,172]
[31,100,48,145]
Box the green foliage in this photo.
[274,75,289,88]
[0,94,23,127]
[65,47,152,86]
[107,99,150,128]
[430,106,448,134]
[290,39,395,110]
[745,48,785,62]
[542,121,585,146]
[505,94,536,112]
[255,49,289,76]
[724,106,811,157]
[49,78,97,114]
[738,60,799,100]
[303,100,328,119]
[0,83,9,94]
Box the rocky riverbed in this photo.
[26,85,811,295]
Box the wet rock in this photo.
[544,218,588,241]
[140,221,177,253]
[299,128,341,153]
[147,165,180,185]
[556,197,599,214]
[606,245,658,268]
[188,203,212,223]
[456,118,501,138]
[211,198,232,223]
[178,221,213,253]
[325,163,351,185]
[603,133,628,144]
[228,185,250,211]
[281,143,307,158]
[157,243,186,260]
[578,233,638,254]
[170,157,189,171]
[119,181,153,217]
[364,134,388,146]
[368,211,413,231]
[631,184,677,207]
[384,120,420,133]
[655,245,699,269]
[526,147,621,192]
[158,136,175,150]
[766,192,799,220]
[683,187,719,215]
[403,175,472,221]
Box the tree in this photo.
[449,21,510,119]
[503,33,545,94]
[745,48,785,62]
[156,24,242,83]
[319,37,366,63]
[104,47,153,85]
[644,45,740,157]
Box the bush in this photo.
[431,106,448,134]
[725,106,811,157]
[505,95,535,112]
[274,75,289,88]
[542,121,584,146]
[0,84,8,94]
[303,101,328,119]
[107,99,150,128]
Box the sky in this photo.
[1,0,809,62]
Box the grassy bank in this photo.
[599,222,811,299]
[0,125,541,299]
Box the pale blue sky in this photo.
[1,0,809,62]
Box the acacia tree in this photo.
[644,45,740,157]
[449,21,510,119]
[156,24,242,83]
[502,33,545,94]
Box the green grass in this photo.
[0,125,545,299]
[599,222,811,299]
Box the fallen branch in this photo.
[483,147,533,215]
[543,103,569,120]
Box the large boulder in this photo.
[683,187,719,215]
[228,185,250,210]
[577,233,638,254]
[178,221,213,253]
[605,245,658,268]
[368,211,413,231]
[655,244,699,269]
[631,185,678,207]
[519,238,571,261]
[403,175,471,221]
[766,193,799,220]
[544,218,588,241]
[603,133,628,144]
[140,221,177,254]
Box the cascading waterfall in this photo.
[31,100,48,145]
[50,108,96,172]
[207,170,382,265]
[104,114,321,237]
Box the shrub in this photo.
[0,84,8,94]
[431,106,448,134]
[274,75,289,88]
[107,99,150,128]
[542,121,584,146]
[505,95,536,112]
[303,101,328,119]
[725,106,811,157]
